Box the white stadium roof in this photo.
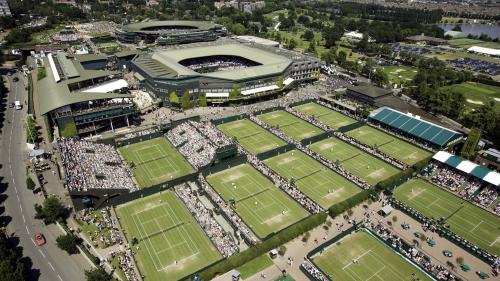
[467,46,500,57]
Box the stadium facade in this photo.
[115,20,227,45]
[37,52,137,137]
[131,42,322,104]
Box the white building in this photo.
[344,31,375,43]
[0,0,11,17]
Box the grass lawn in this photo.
[264,150,361,209]
[118,137,194,188]
[235,254,274,279]
[293,102,357,130]
[439,82,500,111]
[345,126,432,166]
[74,210,115,249]
[312,230,432,281]
[377,65,417,86]
[115,191,222,280]
[258,110,324,141]
[309,138,401,186]
[425,50,500,64]
[394,179,500,256]
[448,38,500,50]
[217,119,287,155]
[206,163,308,238]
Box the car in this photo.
[34,233,46,246]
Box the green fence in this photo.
[288,98,316,108]
[201,156,248,176]
[337,121,365,133]
[114,131,164,147]
[256,144,296,161]
[254,106,284,116]
[211,114,248,126]
[300,131,333,146]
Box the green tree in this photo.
[85,268,113,281]
[229,84,241,98]
[169,91,179,104]
[321,47,337,64]
[26,177,36,190]
[37,67,47,81]
[337,50,347,66]
[0,233,29,281]
[56,233,80,255]
[34,196,66,224]
[181,91,191,109]
[302,30,314,41]
[307,40,316,55]
[371,70,389,87]
[197,93,207,107]
[287,38,298,50]
[278,245,287,256]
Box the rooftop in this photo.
[406,34,447,44]
[348,83,391,98]
[117,20,219,34]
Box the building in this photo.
[0,0,11,17]
[405,33,448,45]
[115,20,226,45]
[234,35,280,47]
[444,30,467,39]
[343,31,375,43]
[37,52,137,137]
[215,1,265,13]
[476,148,500,171]
[467,46,500,58]
[346,83,392,105]
[131,41,321,105]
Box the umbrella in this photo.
[427,239,436,246]
[414,232,422,238]
[461,264,471,272]
[443,250,453,257]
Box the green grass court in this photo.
[263,150,361,209]
[118,138,194,188]
[206,164,308,238]
[394,179,500,256]
[217,119,287,155]
[309,138,401,186]
[345,126,432,166]
[439,82,500,112]
[115,191,221,280]
[258,110,325,141]
[312,230,432,281]
[293,102,357,129]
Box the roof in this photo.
[432,151,500,186]
[235,35,280,46]
[444,30,467,39]
[369,107,462,147]
[114,50,139,58]
[134,43,292,81]
[467,46,500,56]
[37,52,133,115]
[117,20,218,34]
[405,34,447,44]
[347,83,391,98]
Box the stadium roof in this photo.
[348,83,391,98]
[405,34,447,44]
[467,46,500,57]
[135,44,292,81]
[369,107,462,147]
[432,151,500,187]
[117,20,218,34]
[38,53,132,115]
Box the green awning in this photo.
[461,264,471,271]
[471,166,490,179]
[444,155,462,167]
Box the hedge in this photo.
[194,212,327,280]
[375,155,433,192]
[328,190,371,217]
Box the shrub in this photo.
[56,233,80,255]
[328,190,370,218]
[278,245,287,256]
[26,177,36,190]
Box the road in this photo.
[0,72,90,281]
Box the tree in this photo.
[287,38,297,50]
[197,93,207,107]
[278,245,287,256]
[302,30,314,41]
[229,84,241,98]
[26,177,36,190]
[371,70,389,87]
[181,91,191,109]
[337,50,347,66]
[56,233,80,255]
[321,47,337,65]
[169,91,179,105]
[306,40,316,55]
[85,268,113,281]
[34,196,66,224]
[456,257,464,265]
[0,233,29,281]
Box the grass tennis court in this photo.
[217,119,287,155]
[309,138,401,186]
[264,150,361,209]
[293,102,357,129]
[115,191,221,280]
[206,163,308,238]
[258,110,324,141]
[118,138,194,188]
[394,179,500,256]
[345,125,432,166]
[312,230,432,281]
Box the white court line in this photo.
[490,237,500,247]
[470,220,483,232]
[366,266,386,281]
[342,250,372,270]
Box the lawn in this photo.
[115,191,222,280]
[345,126,432,166]
[217,119,287,155]
[309,138,401,186]
[264,150,361,209]
[448,38,500,50]
[439,81,500,111]
[258,110,325,141]
[377,65,417,86]
[394,179,500,256]
[312,230,432,281]
[425,50,500,64]
[293,102,357,130]
[235,254,274,279]
[206,163,308,238]
[118,137,194,188]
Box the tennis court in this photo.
[263,150,361,209]
[345,125,432,166]
[312,230,432,281]
[118,137,194,188]
[292,102,357,129]
[206,163,309,238]
[309,138,401,186]
[115,191,221,280]
[258,110,324,141]
[217,119,287,155]
[394,179,500,256]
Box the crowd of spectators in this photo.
[300,260,329,281]
[370,223,458,280]
[115,127,159,142]
[175,184,239,258]
[428,163,467,192]
[74,207,122,248]
[198,175,260,245]
[108,249,140,281]
[166,122,216,168]
[181,56,259,74]
[58,138,136,192]
[474,186,500,215]
[189,120,233,148]
[317,100,362,121]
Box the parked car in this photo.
[34,233,46,246]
